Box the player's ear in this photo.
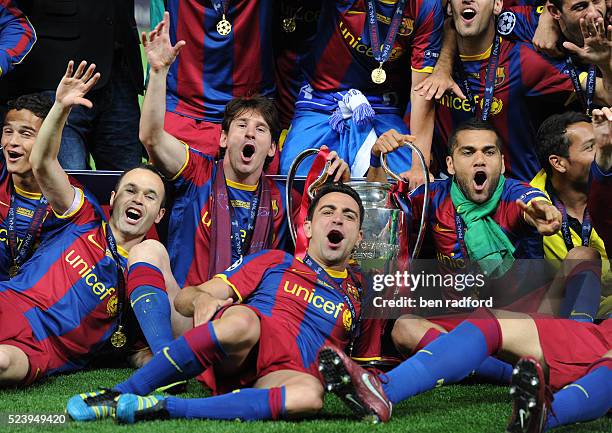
[154,207,166,224]
[109,191,116,208]
[303,219,313,239]
[500,154,505,175]
[547,2,562,21]
[549,155,566,173]
[267,139,276,159]
[446,155,456,175]
[220,130,228,150]
[493,0,503,15]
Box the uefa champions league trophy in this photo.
[285,146,429,303]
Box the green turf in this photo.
[0,368,609,433]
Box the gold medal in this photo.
[282,17,296,33]
[371,63,386,84]
[217,14,232,36]
[111,326,127,348]
[8,264,19,278]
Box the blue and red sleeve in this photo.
[0,0,36,77]
[519,43,574,97]
[411,0,444,73]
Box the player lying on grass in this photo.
[0,61,181,387]
[318,308,611,430]
[66,182,384,423]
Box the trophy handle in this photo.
[381,143,430,261]
[286,148,330,247]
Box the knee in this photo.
[0,350,10,373]
[217,309,261,348]
[128,239,169,269]
[565,246,600,261]
[391,316,431,356]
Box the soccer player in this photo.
[0,0,36,79]
[500,0,612,114]
[319,309,611,430]
[278,0,444,180]
[368,120,562,383]
[0,94,69,281]
[532,111,610,321]
[419,0,611,182]
[66,182,383,423]
[0,61,173,387]
[140,15,349,294]
[161,0,276,156]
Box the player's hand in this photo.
[414,70,466,101]
[371,129,416,157]
[399,165,434,191]
[593,107,612,171]
[532,9,564,58]
[321,145,351,182]
[55,61,100,109]
[192,292,233,327]
[142,11,186,72]
[518,199,561,236]
[563,16,612,68]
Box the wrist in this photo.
[370,153,382,168]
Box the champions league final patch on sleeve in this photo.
[497,11,516,36]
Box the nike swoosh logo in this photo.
[434,223,453,233]
[87,234,105,252]
[519,408,526,429]
[361,373,391,411]
[345,393,363,409]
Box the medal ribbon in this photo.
[366,0,408,65]
[211,0,230,18]
[546,180,592,251]
[7,192,48,274]
[566,57,596,115]
[456,34,502,120]
[229,183,262,258]
[303,254,362,338]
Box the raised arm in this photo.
[593,107,612,171]
[30,60,99,214]
[139,11,188,178]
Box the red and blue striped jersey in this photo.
[0,193,128,375]
[301,0,443,97]
[497,5,542,43]
[274,0,322,129]
[165,0,275,122]
[0,0,36,77]
[0,157,71,281]
[217,249,380,368]
[429,39,575,181]
[168,145,291,287]
[407,177,547,268]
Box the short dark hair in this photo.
[536,111,591,175]
[114,163,168,208]
[6,93,53,121]
[218,95,279,169]
[447,118,503,154]
[306,183,365,229]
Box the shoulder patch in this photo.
[497,11,516,36]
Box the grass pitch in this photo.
[1,368,610,433]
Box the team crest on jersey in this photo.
[107,295,118,317]
[347,283,360,301]
[497,11,516,36]
[398,17,414,36]
[342,309,352,331]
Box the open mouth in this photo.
[462,8,476,20]
[241,143,256,160]
[473,171,487,192]
[7,150,23,160]
[327,229,344,247]
[125,207,142,224]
